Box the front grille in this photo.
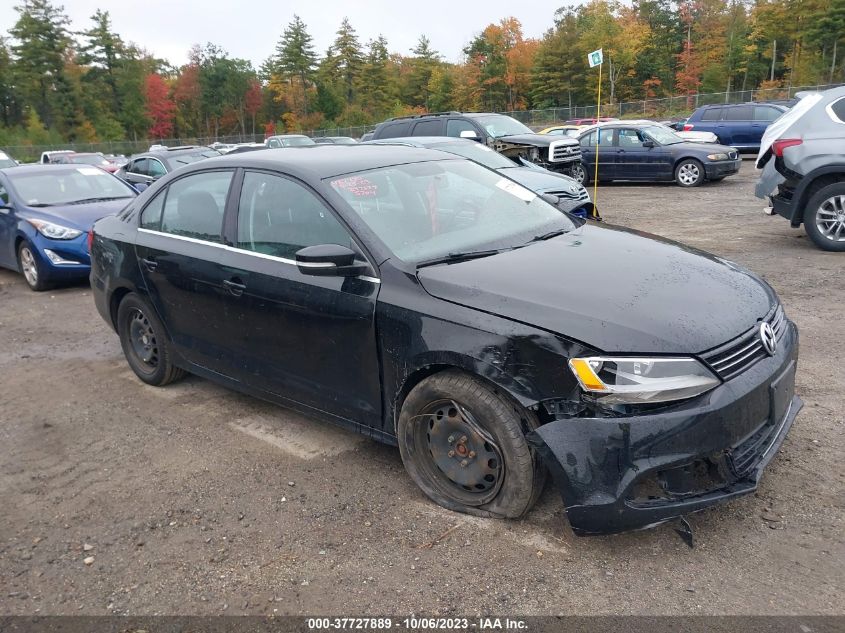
[549,142,581,162]
[701,304,787,380]
[545,187,590,201]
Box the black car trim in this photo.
[135,227,380,279]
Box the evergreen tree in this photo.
[359,36,394,117]
[271,15,318,115]
[332,18,364,104]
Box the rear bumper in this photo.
[529,321,800,535]
[705,159,742,179]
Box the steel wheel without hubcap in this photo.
[815,195,845,242]
[676,160,703,187]
[415,399,504,506]
[127,308,159,373]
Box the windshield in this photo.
[328,159,575,264]
[471,115,534,138]
[430,141,516,170]
[643,125,684,145]
[168,150,221,167]
[0,159,16,169]
[70,154,109,166]
[8,167,136,206]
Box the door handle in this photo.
[140,258,157,272]
[223,278,246,296]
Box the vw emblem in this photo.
[760,322,777,356]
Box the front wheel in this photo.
[803,182,845,251]
[17,242,49,291]
[675,159,705,187]
[117,293,186,386]
[397,370,545,519]
[570,161,587,185]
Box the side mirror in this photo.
[295,244,368,277]
[459,130,480,140]
[643,140,655,148]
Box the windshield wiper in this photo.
[416,249,506,268]
[528,227,571,242]
[27,202,54,207]
[66,196,134,204]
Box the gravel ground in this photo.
[0,161,843,616]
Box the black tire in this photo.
[675,158,705,187]
[117,293,186,386]
[397,370,546,519]
[803,181,845,252]
[17,241,50,291]
[570,161,587,185]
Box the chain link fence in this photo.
[5,83,842,162]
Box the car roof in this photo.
[141,147,215,158]
[173,145,458,180]
[368,136,474,148]
[0,164,105,175]
[267,134,310,139]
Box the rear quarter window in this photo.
[700,108,722,121]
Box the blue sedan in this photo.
[0,164,137,290]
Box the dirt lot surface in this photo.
[0,161,843,616]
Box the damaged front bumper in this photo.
[528,321,801,536]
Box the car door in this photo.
[148,157,167,181]
[723,105,754,147]
[752,106,783,146]
[216,169,382,427]
[615,128,654,179]
[579,128,616,180]
[134,169,237,373]
[124,158,152,187]
[0,177,16,268]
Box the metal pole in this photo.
[593,62,602,206]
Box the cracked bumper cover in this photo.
[528,321,801,536]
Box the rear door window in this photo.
[724,106,753,121]
[377,121,412,138]
[159,171,234,243]
[412,119,445,136]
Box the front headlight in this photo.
[707,153,729,161]
[27,219,83,240]
[568,356,719,405]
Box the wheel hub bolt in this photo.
[469,451,476,458]
[447,435,455,444]
[460,435,467,443]
[448,450,455,457]
[460,460,468,468]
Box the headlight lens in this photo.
[27,219,82,240]
[568,356,719,405]
[707,153,729,161]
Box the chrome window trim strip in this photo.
[136,227,380,281]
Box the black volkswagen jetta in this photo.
[90,145,801,535]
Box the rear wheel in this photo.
[570,162,587,185]
[675,159,705,187]
[117,293,186,386]
[397,370,545,519]
[17,242,49,291]
[804,182,845,251]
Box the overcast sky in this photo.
[2,1,578,68]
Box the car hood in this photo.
[416,224,775,354]
[497,167,581,193]
[496,134,575,148]
[22,199,133,230]
[669,141,736,154]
